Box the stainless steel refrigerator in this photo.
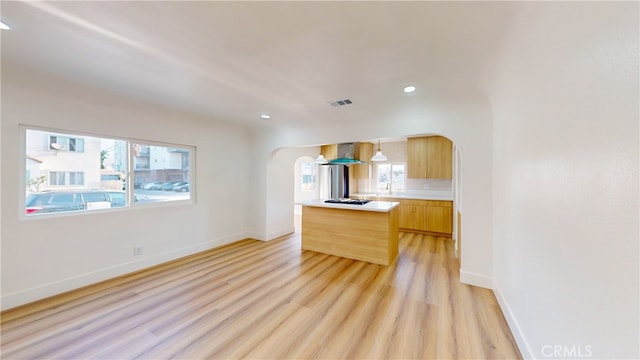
[318,164,349,200]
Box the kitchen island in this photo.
[300,199,400,265]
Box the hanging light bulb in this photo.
[371,139,388,162]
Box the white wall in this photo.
[489,2,639,358]
[264,147,319,240]
[250,90,495,289]
[1,66,252,309]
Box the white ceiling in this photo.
[1,1,518,127]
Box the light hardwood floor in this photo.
[1,232,521,359]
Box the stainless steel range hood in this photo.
[328,143,366,165]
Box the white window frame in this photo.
[375,163,406,194]
[22,125,196,219]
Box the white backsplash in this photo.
[407,178,452,191]
[356,177,452,197]
[357,179,372,193]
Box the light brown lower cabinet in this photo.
[355,196,453,236]
[425,200,453,234]
[399,200,427,232]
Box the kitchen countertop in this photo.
[299,199,399,212]
[351,193,454,201]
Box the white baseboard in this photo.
[1,233,248,311]
[244,227,295,242]
[493,286,534,359]
[244,232,266,241]
[266,227,295,241]
[459,269,493,289]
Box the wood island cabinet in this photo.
[302,201,399,265]
[407,136,453,179]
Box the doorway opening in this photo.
[293,156,317,233]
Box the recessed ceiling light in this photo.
[403,86,416,93]
[260,114,271,119]
[0,21,11,30]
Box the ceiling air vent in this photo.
[330,99,353,107]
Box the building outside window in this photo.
[49,171,84,186]
[49,135,85,152]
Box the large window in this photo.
[376,163,406,193]
[25,128,194,216]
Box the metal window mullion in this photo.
[127,142,134,207]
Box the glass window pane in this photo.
[26,129,130,215]
[133,143,192,205]
[82,192,108,202]
[391,165,405,192]
[108,191,126,207]
[25,128,193,216]
[377,164,391,193]
[76,138,84,152]
[51,193,75,204]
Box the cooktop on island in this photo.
[324,199,372,205]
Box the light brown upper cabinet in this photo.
[321,144,337,160]
[407,136,453,179]
[355,142,373,179]
[407,137,428,178]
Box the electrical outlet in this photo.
[133,246,143,256]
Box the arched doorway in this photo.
[293,155,318,232]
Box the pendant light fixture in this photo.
[371,139,388,162]
[315,154,329,164]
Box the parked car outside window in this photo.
[25,190,127,215]
[173,183,190,193]
[161,181,184,191]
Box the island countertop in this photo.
[299,199,399,212]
